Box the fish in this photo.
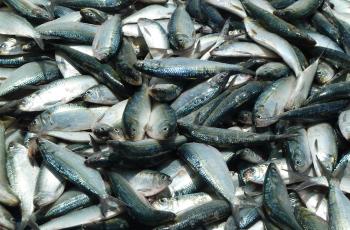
[146,103,177,140]
[168,1,195,50]
[18,75,99,112]
[263,163,303,230]
[108,171,175,226]
[34,164,65,207]
[122,83,151,141]
[178,143,236,209]
[134,57,253,80]
[0,61,61,97]
[6,143,39,229]
[244,17,302,76]
[93,15,122,61]
[37,138,120,215]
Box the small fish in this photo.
[135,57,253,79]
[146,103,177,140]
[168,1,195,50]
[18,75,99,112]
[93,15,122,61]
[122,84,151,141]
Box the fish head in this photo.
[125,119,144,141]
[173,34,195,50]
[0,38,17,55]
[147,120,175,140]
[32,7,53,21]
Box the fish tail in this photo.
[33,36,45,50]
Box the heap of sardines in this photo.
[1,0,350,229]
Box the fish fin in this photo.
[100,195,126,217]
[33,36,45,50]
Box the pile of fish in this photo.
[1,0,350,229]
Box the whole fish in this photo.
[6,143,39,229]
[122,84,151,141]
[135,57,253,79]
[18,75,98,112]
[93,15,122,61]
[37,139,120,215]
[179,122,292,147]
[52,0,135,11]
[263,163,302,230]
[29,104,107,133]
[241,0,316,46]
[168,1,195,50]
[178,143,236,208]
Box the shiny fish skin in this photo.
[147,103,177,140]
[36,22,98,44]
[155,200,231,230]
[253,76,295,127]
[80,8,108,25]
[241,0,316,46]
[83,85,119,105]
[168,1,195,51]
[244,17,302,77]
[93,15,122,61]
[0,122,18,208]
[178,143,236,207]
[0,61,61,97]
[6,143,39,229]
[108,172,175,226]
[114,169,172,197]
[0,11,44,49]
[274,0,323,19]
[263,163,302,230]
[122,84,151,141]
[171,72,228,118]
[37,139,118,215]
[53,0,135,11]
[152,192,213,214]
[34,164,65,208]
[18,75,98,112]
[135,57,253,80]
[29,103,107,133]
